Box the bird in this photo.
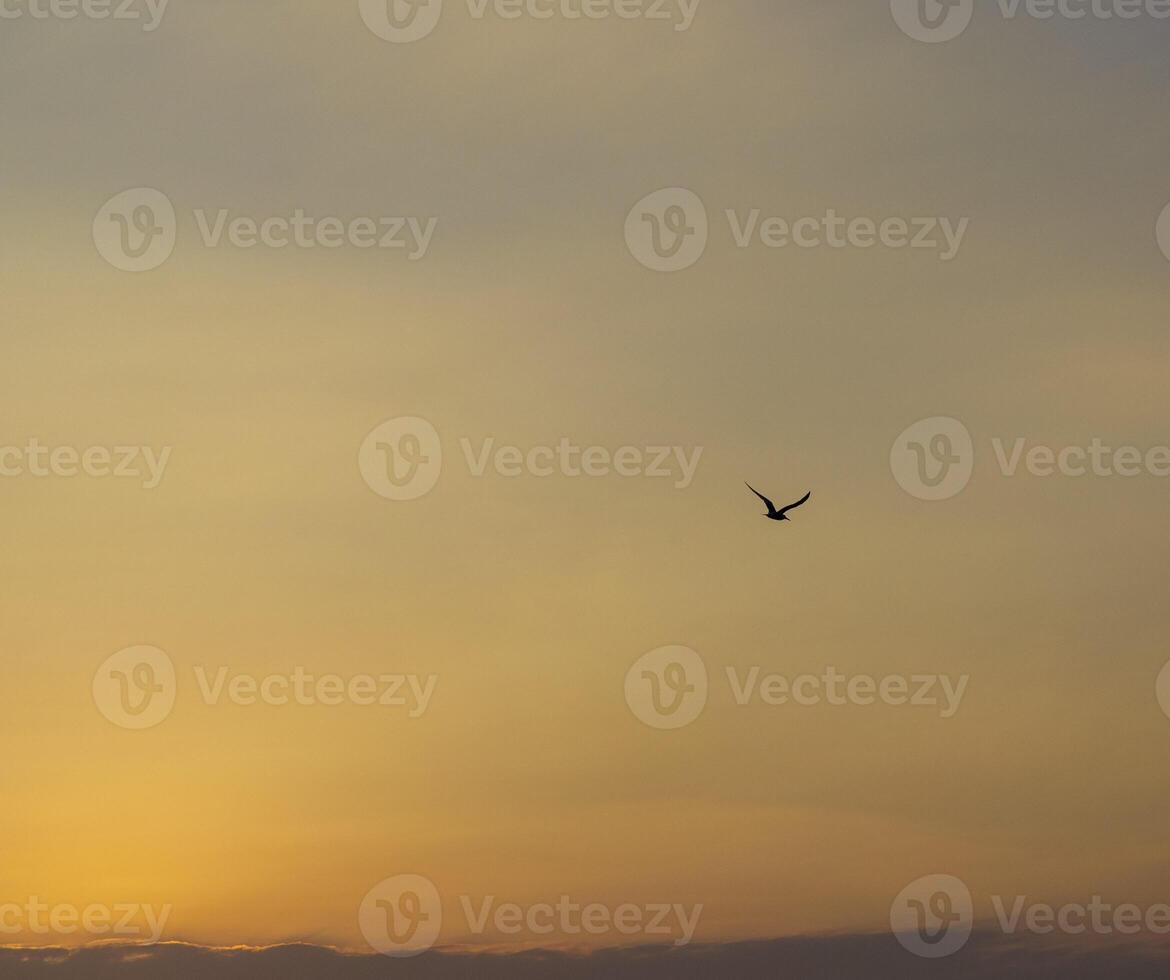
[746,484,811,522]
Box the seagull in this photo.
[746,484,811,523]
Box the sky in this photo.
[2,0,1170,966]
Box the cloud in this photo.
[2,933,1168,979]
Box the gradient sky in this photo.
[2,0,1170,955]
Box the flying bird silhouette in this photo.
[746,484,811,522]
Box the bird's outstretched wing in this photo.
[778,491,812,517]
[745,483,778,515]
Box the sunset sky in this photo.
[2,0,1170,959]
